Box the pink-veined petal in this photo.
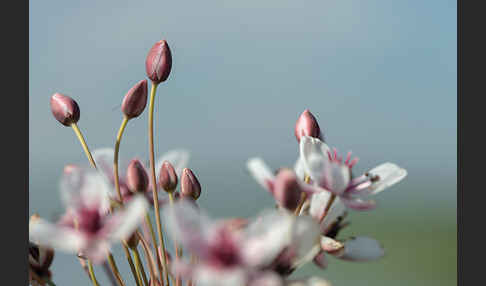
[336,236,384,261]
[83,239,111,264]
[285,277,332,286]
[60,169,111,214]
[365,162,407,195]
[106,195,148,241]
[320,198,347,233]
[155,149,190,178]
[250,271,284,286]
[299,136,331,183]
[163,200,212,259]
[29,219,86,254]
[247,157,276,193]
[320,162,351,195]
[242,210,293,267]
[293,156,306,181]
[309,191,333,220]
[193,265,246,286]
[292,215,321,263]
[92,148,116,181]
[340,197,376,211]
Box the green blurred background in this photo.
[29,0,456,285]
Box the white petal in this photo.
[299,136,331,183]
[163,200,212,257]
[340,197,376,211]
[83,239,111,264]
[29,219,86,253]
[106,195,148,241]
[246,157,276,192]
[92,148,115,180]
[250,271,283,286]
[309,191,332,220]
[60,169,111,213]
[320,197,346,233]
[337,236,384,261]
[323,162,351,195]
[292,215,321,262]
[155,149,190,177]
[293,156,306,181]
[242,210,293,267]
[193,265,246,286]
[306,277,333,286]
[366,162,407,195]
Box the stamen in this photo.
[348,157,359,168]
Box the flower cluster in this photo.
[29,39,406,286]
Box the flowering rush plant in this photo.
[29,38,407,286]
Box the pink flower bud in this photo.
[126,159,149,193]
[180,168,201,200]
[50,93,80,126]
[294,109,322,143]
[158,161,178,192]
[121,80,148,119]
[273,169,302,211]
[145,40,172,84]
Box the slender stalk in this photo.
[87,260,101,286]
[294,175,312,215]
[144,213,158,251]
[102,261,118,286]
[114,116,129,205]
[132,247,150,286]
[71,122,97,168]
[147,82,169,286]
[168,192,181,286]
[107,253,126,286]
[137,231,157,283]
[122,242,142,286]
[294,192,307,215]
[319,194,336,223]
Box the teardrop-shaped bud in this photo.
[294,109,322,143]
[180,168,201,200]
[159,161,178,192]
[122,80,148,119]
[145,40,172,84]
[273,168,302,211]
[126,159,149,193]
[50,93,80,126]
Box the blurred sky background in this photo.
[29,1,456,285]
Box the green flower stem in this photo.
[107,253,126,286]
[147,82,169,286]
[113,116,129,205]
[87,260,101,286]
[71,122,97,169]
[132,246,149,286]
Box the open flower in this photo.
[299,135,407,212]
[163,200,320,285]
[29,169,148,263]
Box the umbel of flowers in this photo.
[29,39,407,286]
